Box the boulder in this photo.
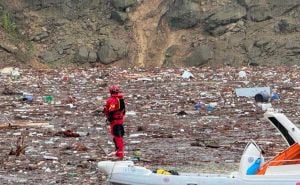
[274,20,300,33]
[165,0,200,29]
[162,58,175,67]
[204,4,246,34]
[76,47,97,63]
[111,0,137,10]
[165,45,179,58]
[97,38,127,64]
[111,10,128,24]
[77,47,89,62]
[248,6,272,22]
[184,45,212,66]
[31,31,49,42]
[163,45,178,67]
[41,51,59,63]
[88,51,98,63]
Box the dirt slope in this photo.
[129,0,187,67]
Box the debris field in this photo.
[0,66,300,184]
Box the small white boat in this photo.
[98,111,300,185]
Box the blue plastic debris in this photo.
[271,92,280,100]
[206,104,215,112]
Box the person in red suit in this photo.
[103,85,126,159]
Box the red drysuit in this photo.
[103,92,125,159]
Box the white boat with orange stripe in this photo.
[98,111,300,185]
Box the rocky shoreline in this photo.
[1,0,300,67]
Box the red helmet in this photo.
[109,85,120,94]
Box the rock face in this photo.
[1,0,300,67]
[111,0,137,10]
[41,51,59,63]
[274,20,300,33]
[111,10,128,24]
[247,5,272,22]
[97,38,128,64]
[237,0,300,22]
[184,45,212,66]
[165,0,201,29]
[204,4,246,35]
[24,0,102,19]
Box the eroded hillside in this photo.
[0,0,300,68]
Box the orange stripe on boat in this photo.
[257,143,300,175]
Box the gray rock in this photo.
[191,0,201,3]
[165,0,200,29]
[243,38,300,65]
[97,45,118,64]
[274,20,300,33]
[24,0,102,19]
[0,42,18,54]
[184,45,212,66]
[209,25,229,36]
[111,10,128,24]
[55,44,64,55]
[60,40,73,50]
[54,19,69,27]
[77,47,89,62]
[25,0,52,10]
[162,58,175,67]
[238,0,300,22]
[205,4,246,34]
[41,51,59,63]
[248,45,262,61]
[111,0,137,10]
[97,38,127,64]
[267,0,300,17]
[248,6,272,22]
[31,32,49,42]
[76,47,98,63]
[165,45,179,58]
[88,51,97,63]
[285,40,300,50]
[236,0,260,8]
[163,45,178,67]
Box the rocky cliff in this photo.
[0,0,300,68]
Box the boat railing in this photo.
[266,159,300,166]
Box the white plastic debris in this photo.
[126,111,137,116]
[181,70,194,79]
[11,68,21,79]
[130,140,141,144]
[137,77,152,81]
[129,133,147,138]
[238,71,247,79]
[43,155,59,160]
[259,103,272,111]
[45,168,52,173]
[0,67,14,75]
[235,87,271,97]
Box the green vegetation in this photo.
[2,11,17,36]
[0,6,34,63]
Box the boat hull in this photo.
[98,161,300,185]
[108,173,300,185]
